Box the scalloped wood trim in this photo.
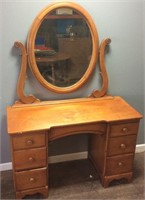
[14,41,40,104]
[90,38,111,98]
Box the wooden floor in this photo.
[1,152,145,199]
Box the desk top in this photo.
[7,96,142,134]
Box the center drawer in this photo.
[14,147,47,170]
[49,122,106,141]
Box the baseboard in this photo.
[0,144,145,172]
[135,144,145,153]
[0,162,12,172]
[0,151,88,172]
[48,151,88,164]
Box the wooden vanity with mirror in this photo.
[6,1,142,199]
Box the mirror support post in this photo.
[14,41,40,104]
[90,38,111,98]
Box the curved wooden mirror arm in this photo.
[13,1,110,104]
[90,38,111,98]
[14,38,111,104]
[14,41,40,104]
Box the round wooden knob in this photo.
[28,157,34,162]
[29,177,35,182]
[118,162,123,167]
[26,140,33,146]
[120,143,126,149]
[122,127,128,132]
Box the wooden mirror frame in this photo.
[14,1,111,104]
[27,1,99,94]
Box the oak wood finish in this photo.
[7,96,142,198]
[108,135,137,156]
[88,120,141,187]
[12,131,46,150]
[13,147,47,170]
[7,96,142,134]
[14,42,40,104]
[10,131,48,199]
[15,168,47,191]
[15,187,48,200]
[90,38,111,97]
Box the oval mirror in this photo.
[27,1,99,93]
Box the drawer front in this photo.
[106,154,134,176]
[15,168,47,191]
[49,122,106,141]
[110,122,139,137]
[14,147,47,170]
[108,135,137,156]
[12,131,46,150]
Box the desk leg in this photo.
[16,186,48,199]
[88,133,107,186]
[101,172,133,188]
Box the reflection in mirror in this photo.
[35,8,92,87]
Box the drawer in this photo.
[108,135,137,156]
[15,168,47,191]
[12,131,46,150]
[106,154,134,176]
[49,122,106,141]
[13,147,47,171]
[110,122,139,137]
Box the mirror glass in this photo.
[34,8,92,87]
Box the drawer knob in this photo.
[26,140,33,146]
[28,157,34,162]
[122,127,128,132]
[120,143,126,149]
[29,177,35,182]
[118,162,123,167]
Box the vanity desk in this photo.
[6,1,142,199]
[7,96,142,199]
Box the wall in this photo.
[0,0,144,163]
